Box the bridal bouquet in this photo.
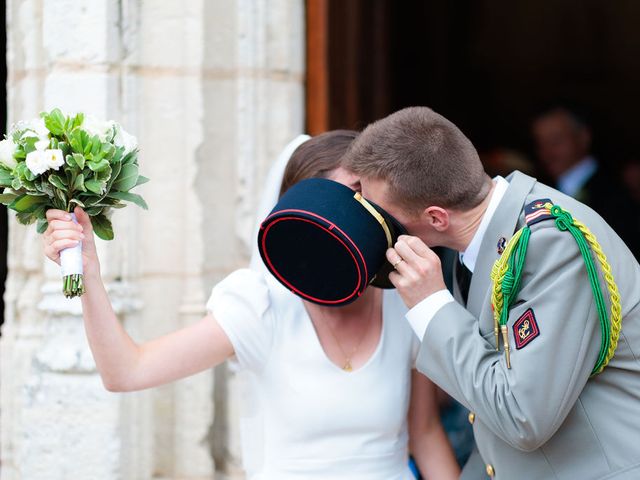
[0,108,148,298]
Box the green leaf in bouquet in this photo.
[87,158,110,173]
[91,213,114,240]
[101,143,115,159]
[9,194,47,213]
[54,188,67,208]
[72,173,86,192]
[11,178,22,190]
[83,193,106,207]
[71,112,84,130]
[16,162,36,182]
[107,191,148,210]
[21,178,37,191]
[85,178,106,195]
[22,136,41,154]
[69,198,86,209]
[35,178,55,197]
[91,135,102,156]
[13,147,26,160]
[135,175,150,187]
[85,206,103,216]
[36,217,49,234]
[16,210,38,225]
[0,168,13,187]
[106,161,122,189]
[43,108,66,136]
[72,153,85,170]
[48,174,68,192]
[65,154,76,168]
[15,203,46,225]
[0,191,19,204]
[90,196,120,207]
[112,164,139,191]
[95,165,112,182]
[69,129,92,156]
[58,141,70,155]
[111,146,125,164]
[33,203,47,220]
[122,150,138,165]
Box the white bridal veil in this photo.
[249,134,311,273]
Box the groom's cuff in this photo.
[406,289,455,340]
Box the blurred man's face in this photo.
[532,111,591,180]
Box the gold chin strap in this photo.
[353,192,393,248]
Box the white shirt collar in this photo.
[459,176,509,273]
[557,156,598,197]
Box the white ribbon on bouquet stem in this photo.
[59,213,84,277]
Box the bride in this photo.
[42,130,459,480]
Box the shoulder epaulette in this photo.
[524,198,554,226]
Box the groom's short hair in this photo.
[344,107,491,213]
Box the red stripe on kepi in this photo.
[513,308,540,349]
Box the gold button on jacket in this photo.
[486,464,495,477]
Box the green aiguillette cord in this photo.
[496,205,611,376]
[549,205,610,374]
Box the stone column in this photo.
[0,1,151,479]
[199,1,305,477]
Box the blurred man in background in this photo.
[531,106,639,259]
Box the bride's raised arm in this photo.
[43,207,234,392]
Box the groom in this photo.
[344,107,640,479]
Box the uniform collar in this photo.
[465,171,537,316]
[460,176,509,273]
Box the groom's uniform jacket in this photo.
[416,171,640,479]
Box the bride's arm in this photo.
[408,370,460,479]
[44,207,234,392]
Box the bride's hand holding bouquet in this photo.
[43,206,100,282]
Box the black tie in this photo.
[456,257,472,305]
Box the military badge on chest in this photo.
[513,308,540,349]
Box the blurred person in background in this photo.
[531,105,639,259]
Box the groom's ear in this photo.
[423,206,449,231]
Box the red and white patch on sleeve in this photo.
[513,308,540,350]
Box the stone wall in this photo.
[0,1,304,479]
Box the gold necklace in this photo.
[316,295,378,372]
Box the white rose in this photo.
[0,139,17,170]
[113,125,138,154]
[25,140,53,176]
[83,115,114,141]
[44,149,65,170]
[26,150,49,176]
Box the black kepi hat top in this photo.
[257,178,407,306]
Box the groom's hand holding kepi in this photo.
[386,235,446,309]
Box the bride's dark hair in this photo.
[279,129,358,197]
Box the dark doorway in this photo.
[306,0,640,174]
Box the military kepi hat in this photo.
[257,178,407,306]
